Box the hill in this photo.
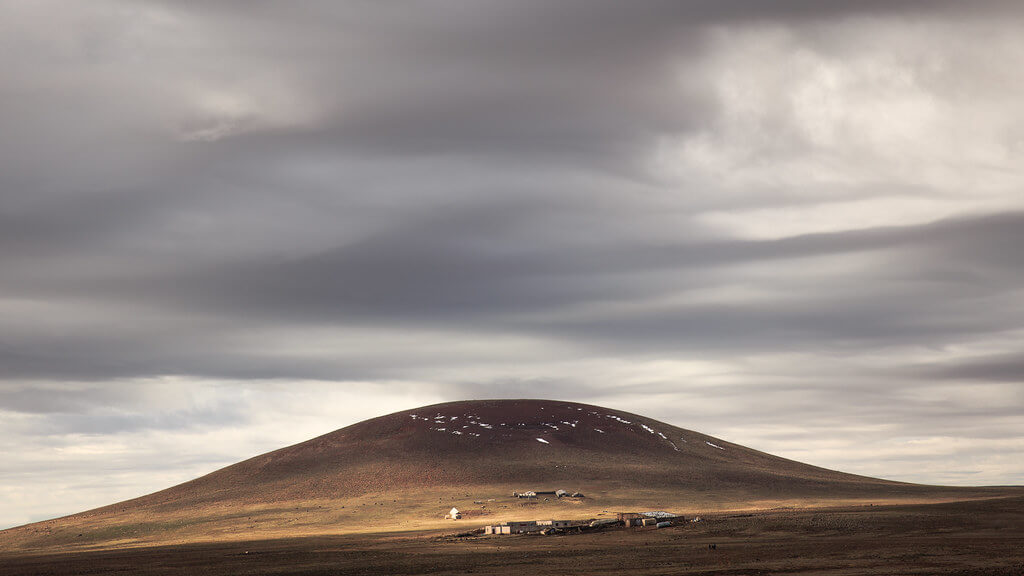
[1,399,1015,551]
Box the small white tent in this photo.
[448,507,461,520]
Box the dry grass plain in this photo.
[2,483,1013,553]
[2,495,1022,575]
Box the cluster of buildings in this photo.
[445,489,678,536]
[482,512,679,535]
[616,511,678,527]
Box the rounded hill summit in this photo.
[138,399,903,508]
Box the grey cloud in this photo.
[38,406,251,436]
[3,0,1024,528]
[140,210,1024,334]
[162,0,1021,161]
[0,382,251,436]
[4,209,1024,383]
[921,354,1024,383]
[0,385,137,414]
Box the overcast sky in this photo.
[2,0,1024,529]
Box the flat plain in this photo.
[2,496,1022,575]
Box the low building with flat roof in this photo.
[484,519,577,534]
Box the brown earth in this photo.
[1,496,1022,575]
[1,399,1020,556]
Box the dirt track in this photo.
[2,496,1022,575]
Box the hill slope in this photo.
[135,399,905,506]
[2,399,1014,551]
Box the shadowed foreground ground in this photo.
[2,496,1022,575]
